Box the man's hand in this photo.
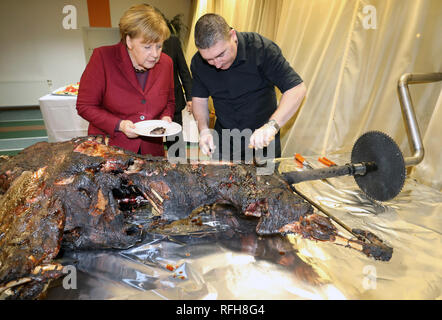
[249,122,278,149]
[185,101,193,113]
[119,120,138,138]
[199,128,216,157]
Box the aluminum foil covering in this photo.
[47,155,442,300]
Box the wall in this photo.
[110,0,192,33]
[0,0,192,107]
[0,0,89,106]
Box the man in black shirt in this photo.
[191,13,306,161]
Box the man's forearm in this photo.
[270,82,307,127]
[191,97,210,132]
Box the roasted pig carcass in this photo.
[0,136,393,299]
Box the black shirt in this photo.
[191,31,303,131]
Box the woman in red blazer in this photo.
[77,4,175,156]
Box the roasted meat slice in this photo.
[149,127,166,135]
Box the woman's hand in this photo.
[119,120,138,138]
[161,116,172,123]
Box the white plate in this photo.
[134,120,182,137]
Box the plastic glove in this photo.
[249,123,278,149]
[199,128,216,157]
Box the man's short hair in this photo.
[194,14,231,49]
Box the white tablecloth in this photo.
[39,93,88,142]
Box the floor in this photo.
[0,107,48,156]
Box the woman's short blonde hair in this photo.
[119,4,170,45]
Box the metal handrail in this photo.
[397,72,442,166]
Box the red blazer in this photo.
[76,42,175,156]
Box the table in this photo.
[39,93,88,142]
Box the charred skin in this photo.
[352,229,393,261]
[0,169,65,299]
[0,136,314,249]
[1,264,64,300]
[0,136,393,299]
